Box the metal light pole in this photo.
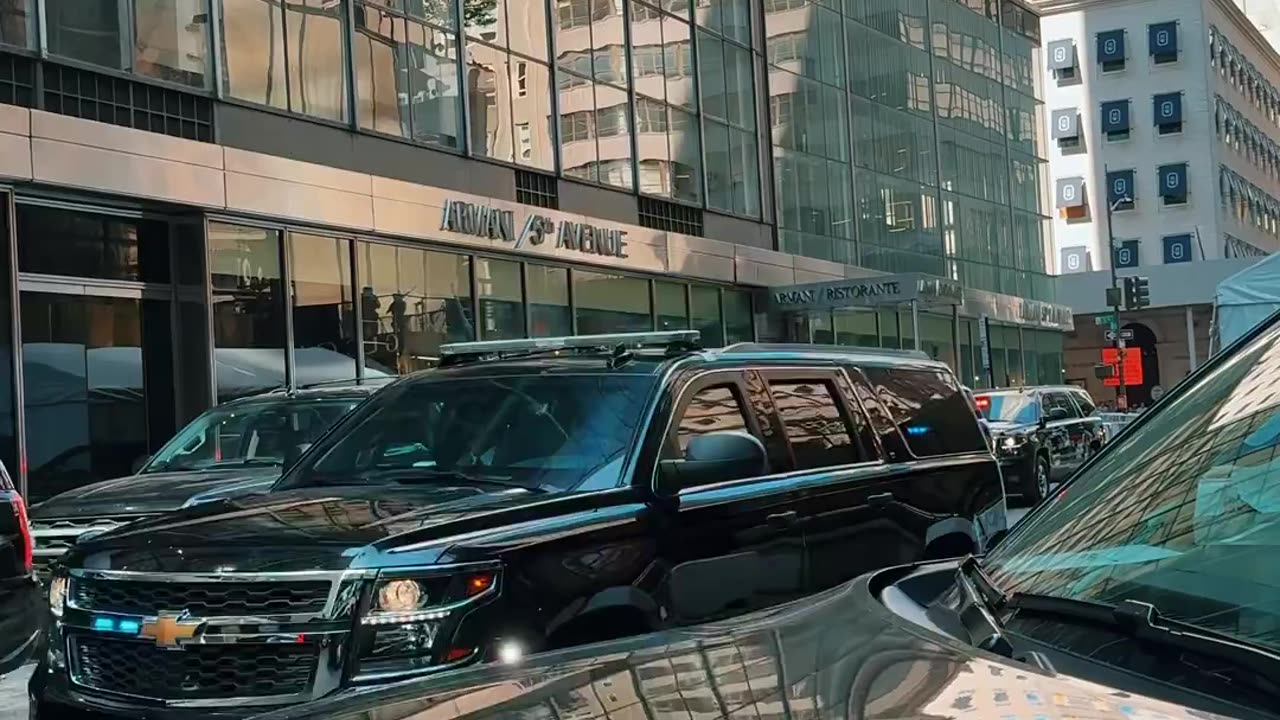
[1104,186,1133,411]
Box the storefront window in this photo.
[655,281,689,331]
[1004,326,1023,386]
[289,233,357,384]
[724,289,753,344]
[358,241,473,374]
[878,308,899,349]
[0,199,16,488]
[477,257,524,340]
[527,264,570,337]
[0,0,35,48]
[959,319,977,388]
[920,312,955,369]
[811,310,834,344]
[1037,330,1064,385]
[18,205,170,283]
[690,285,724,347]
[834,308,878,348]
[44,0,211,87]
[574,270,651,334]
[209,223,287,402]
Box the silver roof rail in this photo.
[718,343,931,361]
[439,331,702,365]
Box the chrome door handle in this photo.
[868,492,894,507]
[766,510,799,528]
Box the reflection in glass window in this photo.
[477,257,525,340]
[724,290,753,344]
[135,0,211,87]
[465,43,555,170]
[527,264,571,337]
[220,0,288,109]
[289,233,357,384]
[655,281,689,331]
[863,367,986,456]
[574,270,652,334]
[463,0,548,60]
[354,5,410,138]
[285,0,348,122]
[834,308,878,348]
[674,386,749,455]
[691,285,724,347]
[0,0,36,48]
[769,381,859,470]
[358,242,474,374]
[695,0,751,46]
[208,223,287,403]
[45,0,126,71]
[17,205,170,283]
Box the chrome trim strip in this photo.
[67,568,365,582]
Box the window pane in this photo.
[17,205,170,283]
[669,104,702,204]
[505,0,550,60]
[285,0,348,122]
[695,0,751,46]
[354,5,410,138]
[724,290,752,343]
[289,233,357,384]
[594,83,634,189]
[770,381,859,470]
[46,0,125,70]
[0,0,36,48]
[655,281,688,331]
[477,257,525,340]
[357,242,474,374]
[220,0,287,109]
[675,385,749,456]
[573,270,651,334]
[862,367,987,456]
[834,308,877,347]
[690,285,723,347]
[511,61,555,170]
[208,223,287,403]
[407,20,462,147]
[135,0,211,87]
[527,264,570,337]
[466,44,515,163]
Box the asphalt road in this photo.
[0,503,1037,719]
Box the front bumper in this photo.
[996,450,1034,494]
[30,667,271,720]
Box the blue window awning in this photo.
[1163,234,1193,264]
[1154,92,1183,126]
[1101,100,1130,132]
[1115,240,1140,269]
[1107,169,1136,204]
[1159,163,1189,201]
[1098,30,1126,64]
[1150,21,1178,60]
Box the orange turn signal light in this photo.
[465,573,495,596]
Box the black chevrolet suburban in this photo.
[29,383,382,578]
[33,331,1006,719]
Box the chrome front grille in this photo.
[72,577,332,617]
[32,518,143,571]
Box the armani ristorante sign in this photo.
[440,199,630,260]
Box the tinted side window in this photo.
[768,381,859,470]
[1043,392,1080,419]
[1072,390,1097,416]
[862,367,986,457]
[674,385,751,455]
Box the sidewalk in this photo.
[0,664,29,720]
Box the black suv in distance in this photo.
[0,460,39,677]
[976,385,1104,504]
[29,383,382,578]
[34,331,1006,719]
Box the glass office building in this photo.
[0,0,1067,501]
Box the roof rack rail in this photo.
[718,343,931,361]
[439,331,702,366]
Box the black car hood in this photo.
[29,467,281,520]
[254,568,1250,720]
[64,485,546,573]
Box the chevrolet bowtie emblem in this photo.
[139,613,201,649]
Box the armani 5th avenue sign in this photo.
[440,199,630,260]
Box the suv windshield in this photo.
[284,374,654,493]
[986,319,1280,655]
[980,392,1039,424]
[145,397,364,473]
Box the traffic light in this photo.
[1123,276,1151,310]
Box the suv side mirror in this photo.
[655,431,768,497]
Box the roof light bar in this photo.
[440,331,701,357]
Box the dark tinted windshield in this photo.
[986,320,1280,654]
[979,392,1039,424]
[285,374,654,492]
[145,397,363,472]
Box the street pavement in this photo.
[0,503,1036,720]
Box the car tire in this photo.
[1024,455,1050,505]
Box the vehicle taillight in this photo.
[975,396,991,411]
[10,496,32,572]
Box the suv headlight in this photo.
[354,565,499,679]
[1000,435,1028,453]
[48,575,68,618]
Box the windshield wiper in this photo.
[1008,593,1280,699]
[953,555,1016,657]
[362,468,546,494]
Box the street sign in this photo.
[1103,329,1134,342]
[1095,314,1117,330]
